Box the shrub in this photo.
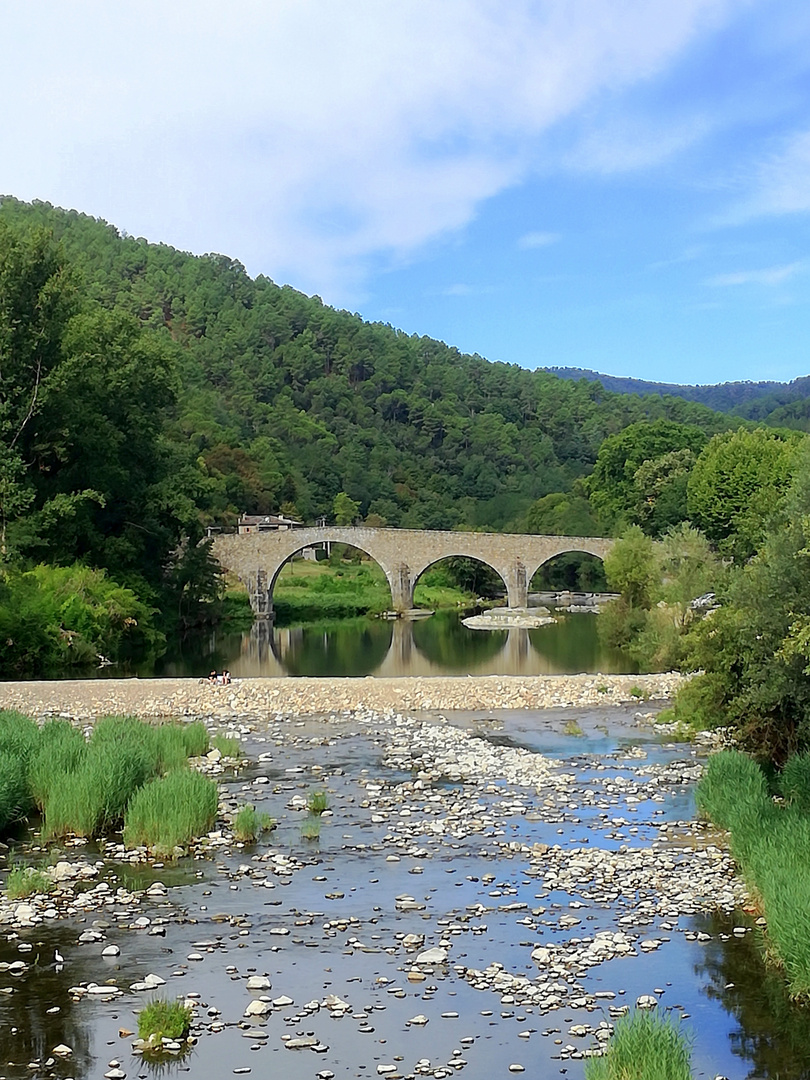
[137,998,193,1043]
[585,1010,692,1080]
[0,564,161,676]
[123,770,218,855]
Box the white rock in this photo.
[246,975,271,990]
[415,946,448,965]
[244,999,273,1016]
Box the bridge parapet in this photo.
[211,527,614,616]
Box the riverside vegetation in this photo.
[0,710,218,855]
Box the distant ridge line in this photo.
[543,367,810,414]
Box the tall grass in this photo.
[697,748,810,997]
[42,736,153,838]
[0,711,39,829]
[585,1011,692,1080]
[779,753,810,814]
[123,770,218,855]
[695,750,771,830]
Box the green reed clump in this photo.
[585,1010,692,1080]
[232,804,275,842]
[743,813,810,996]
[0,754,32,833]
[137,997,193,1043]
[42,736,152,839]
[35,717,211,839]
[6,865,52,900]
[308,790,329,815]
[211,734,240,757]
[0,710,39,760]
[123,770,218,855]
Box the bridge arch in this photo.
[411,554,508,606]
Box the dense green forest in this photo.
[0,195,790,673]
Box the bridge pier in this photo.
[247,569,274,620]
[390,563,413,612]
[503,560,529,609]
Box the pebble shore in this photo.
[0,672,687,720]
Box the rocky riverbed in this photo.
[1,677,789,1080]
[0,672,686,720]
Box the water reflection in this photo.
[0,929,94,1077]
[696,911,810,1080]
[148,610,639,679]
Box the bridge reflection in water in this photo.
[229,611,636,679]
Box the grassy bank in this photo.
[697,749,810,997]
[0,710,218,857]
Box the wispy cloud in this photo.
[706,261,805,287]
[518,231,560,249]
[721,129,810,224]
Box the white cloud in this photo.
[0,0,737,300]
[706,261,805,286]
[518,231,560,249]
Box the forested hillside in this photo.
[0,198,734,533]
[547,367,810,426]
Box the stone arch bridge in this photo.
[212,527,614,617]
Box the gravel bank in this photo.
[0,672,687,720]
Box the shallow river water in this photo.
[1,705,807,1080]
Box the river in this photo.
[147,610,639,680]
[1,705,806,1080]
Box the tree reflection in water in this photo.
[695,911,810,1080]
[411,609,506,671]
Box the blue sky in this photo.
[2,0,810,385]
